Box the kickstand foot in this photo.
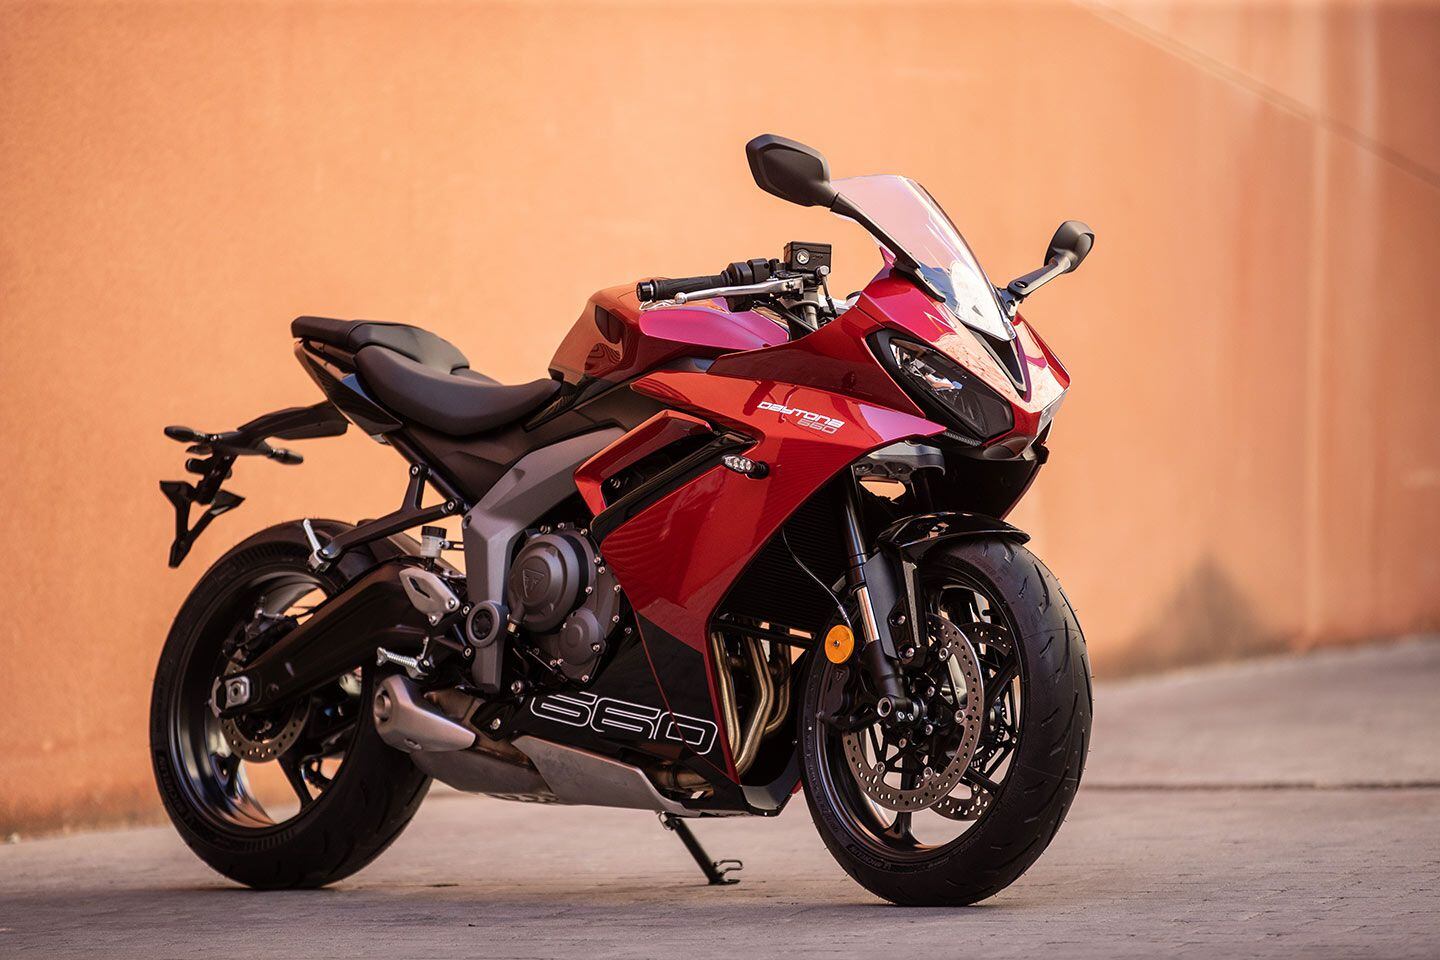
[659,812,742,885]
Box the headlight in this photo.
[885,339,1014,442]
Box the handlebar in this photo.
[636,274,729,303]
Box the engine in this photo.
[505,524,619,682]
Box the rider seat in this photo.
[291,316,560,436]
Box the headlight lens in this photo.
[887,339,1014,442]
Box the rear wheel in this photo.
[150,521,430,889]
[799,537,1091,905]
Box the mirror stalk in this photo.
[1001,255,1073,315]
[1000,220,1095,317]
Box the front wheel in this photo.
[799,537,1092,906]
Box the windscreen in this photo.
[833,175,1014,342]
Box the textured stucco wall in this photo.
[2,0,1437,833]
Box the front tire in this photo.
[150,520,430,889]
[799,537,1092,906]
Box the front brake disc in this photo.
[841,615,984,812]
[930,620,1012,821]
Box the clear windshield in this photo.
[833,175,1014,341]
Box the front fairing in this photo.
[825,174,1069,453]
[855,270,1068,452]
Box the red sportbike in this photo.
[153,135,1094,905]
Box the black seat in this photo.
[292,316,560,436]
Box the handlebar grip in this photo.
[636,273,729,303]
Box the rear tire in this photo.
[799,536,1091,906]
[150,520,431,889]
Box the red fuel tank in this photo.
[548,285,786,387]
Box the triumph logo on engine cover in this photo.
[529,691,718,755]
[757,400,845,435]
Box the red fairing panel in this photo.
[601,368,941,654]
[855,273,1070,444]
[573,410,712,515]
[706,295,922,415]
[598,369,940,779]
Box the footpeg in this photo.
[376,646,431,680]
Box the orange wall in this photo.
[2,0,1438,833]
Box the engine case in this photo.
[505,527,620,682]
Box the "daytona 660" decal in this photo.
[529,691,718,755]
[758,400,845,435]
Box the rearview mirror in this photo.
[1046,220,1094,273]
[746,134,837,208]
[1002,219,1096,314]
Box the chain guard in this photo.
[841,615,985,812]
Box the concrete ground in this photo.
[2,639,1438,959]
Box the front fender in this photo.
[876,511,1029,562]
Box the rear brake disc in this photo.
[219,662,310,762]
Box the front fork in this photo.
[839,475,916,722]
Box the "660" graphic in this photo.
[529,691,718,756]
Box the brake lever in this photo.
[672,276,805,304]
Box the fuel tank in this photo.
[548,285,785,388]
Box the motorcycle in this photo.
[152,134,1094,906]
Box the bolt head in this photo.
[488,718,501,730]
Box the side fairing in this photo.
[596,368,940,781]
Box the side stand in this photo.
[659,813,742,886]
